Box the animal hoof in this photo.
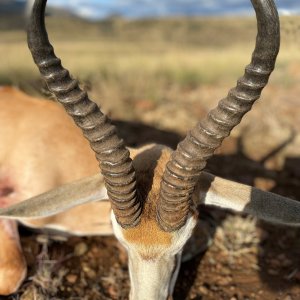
[0,261,27,295]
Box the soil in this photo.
[3,84,300,300]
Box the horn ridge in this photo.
[27,0,142,228]
[158,0,280,232]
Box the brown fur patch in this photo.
[123,145,173,247]
[0,220,26,295]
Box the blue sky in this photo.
[47,0,300,20]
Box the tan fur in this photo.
[0,87,110,293]
[0,87,100,213]
[124,146,173,248]
[0,220,26,295]
[196,173,251,207]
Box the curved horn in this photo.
[158,0,280,231]
[27,0,142,228]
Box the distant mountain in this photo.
[0,0,25,15]
[48,0,300,20]
[1,0,299,21]
[0,1,75,30]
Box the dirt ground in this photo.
[1,82,299,300]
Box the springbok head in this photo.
[1,0,300,299]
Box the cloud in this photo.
[48,0,300,19]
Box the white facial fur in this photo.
[111,212,197,300]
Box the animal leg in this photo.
[0,219,27,295]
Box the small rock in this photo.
[221,269,231,275]
[36,234,49,244]
[66,274,78,284]
[91,245,99,254]
[74,242,88,256]
[254,178,276,191]
[135,99,156,111]
[107,285,118,299]
[210,284,219,291]
[268,269,279,276]
[277,254,293,267]
[282,258,293,267]
[86,268,97,279]
[270,258,280,268]
[277,253,287,261]
[199,286,209,295]
[217,276,232,286]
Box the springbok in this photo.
[0,0,300,298]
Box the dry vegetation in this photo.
[1,15,300,300]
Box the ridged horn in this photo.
[27,0,142,228]
[158,0,280,231]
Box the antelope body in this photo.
[0,86,112,295]
[1,0,300,299]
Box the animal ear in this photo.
[196,172,300,226]
[0,174,108,220]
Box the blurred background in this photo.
[1,1,300,300]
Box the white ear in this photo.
[197,172,300,226]
[0,174,108,220]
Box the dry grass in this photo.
[1,16,300,111]
[18,236,68,300]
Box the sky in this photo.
[30,0,300,20]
